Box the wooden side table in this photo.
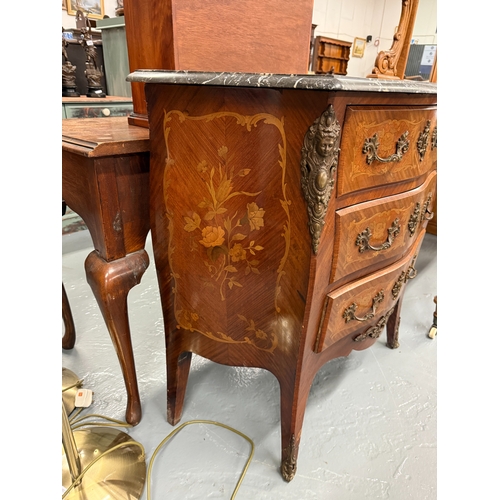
[62,117,150,425]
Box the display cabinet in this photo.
[62,95,133,119]
[312,36,352,75]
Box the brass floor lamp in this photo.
[62,368,146,499]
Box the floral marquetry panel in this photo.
[157,109,299,354]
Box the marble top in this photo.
[127,70,437,94]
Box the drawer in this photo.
[330,171,436,285]
[315,231,425,353]
[337,106,437,198]
[64,103,133,119]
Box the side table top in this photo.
[62,95,133,104]
[62,117,149,157]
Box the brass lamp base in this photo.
[62,426,146,500]
[62,368,81,415]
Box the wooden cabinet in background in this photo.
[312,36,352,75]
[96,16,132,98]
[62,95,133,119]
[122,0,315,127]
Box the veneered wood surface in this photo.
[171,0,313,73]
[330,171,436,287]
[146,85,322,367]
[337,106,437,198]
[62,117,150,259]
[62,117,149,158]
[316,230,425,352]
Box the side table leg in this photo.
[85,249,149,426]
[62,283,76,350]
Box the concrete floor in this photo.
[62,229,437,499]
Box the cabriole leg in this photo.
[85,249,149,426]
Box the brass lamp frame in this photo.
[62,369,146,499]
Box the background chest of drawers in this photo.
[62,95,133,119]
[128,70,437,481]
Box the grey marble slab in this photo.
[127,70,437,94]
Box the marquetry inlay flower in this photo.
[177,309,201,332]
[200,226,225,248]
[181,145,265,300]
[197,160,208,173]
[239,315,268,340]
[229,243,247,262]
[247,202,265,231]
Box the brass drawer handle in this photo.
[343,290,384,323]
[405,257,418,280]
[431,126,437,150]
[421,194,434,221]
[417,120,431,161]
[362,131,409,165]
[391,256,418,300]
[408,202,420,237]
[353,307,395,342]
[356,218,400,253]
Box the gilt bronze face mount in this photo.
[300,105,341,254]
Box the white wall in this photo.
[312,0,437,77]
[412,0,438,45]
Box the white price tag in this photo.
[75,388,93,407]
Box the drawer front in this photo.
[337,106,437,198]
[316,231,425,353]
[64,103,133,119]
[330,171,436,285]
